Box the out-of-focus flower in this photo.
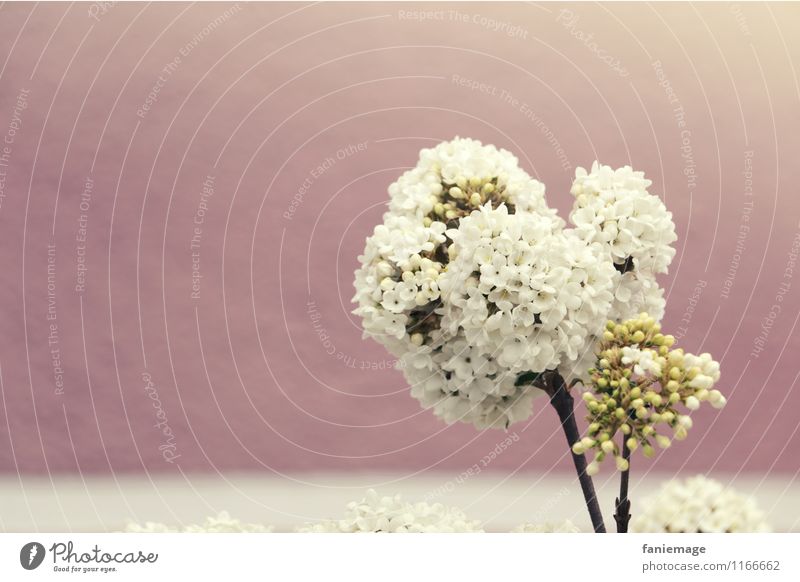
[124,512,273,533]
[296,489,482,533]
[512,520,581,532]
[631,476,771,533]
[571,313,725,473]
[123,521,178,533]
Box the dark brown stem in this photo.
[614,437,632,533]
[547,373,607,533]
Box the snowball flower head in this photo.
[124,512,273,533]
[296,489,482,533]
[632,476,771,533]
[570,161,677,275]
[353,139,678,429]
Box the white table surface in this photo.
[1,472,797,533]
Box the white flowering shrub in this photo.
[296,489,482,533]
[631,476,771,533]
[124,512,273,533]
[353,138,677,428]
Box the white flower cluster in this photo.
[512,520,581,532]
[632,476,771,533]
[296,489,482,533]
[124,512,273,533]
[353,140,678,429]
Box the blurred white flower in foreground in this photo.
[124,511,273,533]
[512,520,580,533]
[296,489,482,533]
[631,476,771,533]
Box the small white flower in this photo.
[621,346,662,377]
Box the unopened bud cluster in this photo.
[427,174,515,226]
[572,313,725,474]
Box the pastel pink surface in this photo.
[0,2,798,476]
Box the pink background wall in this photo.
[0,2,798,477]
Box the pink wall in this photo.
[0,2,798,476]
